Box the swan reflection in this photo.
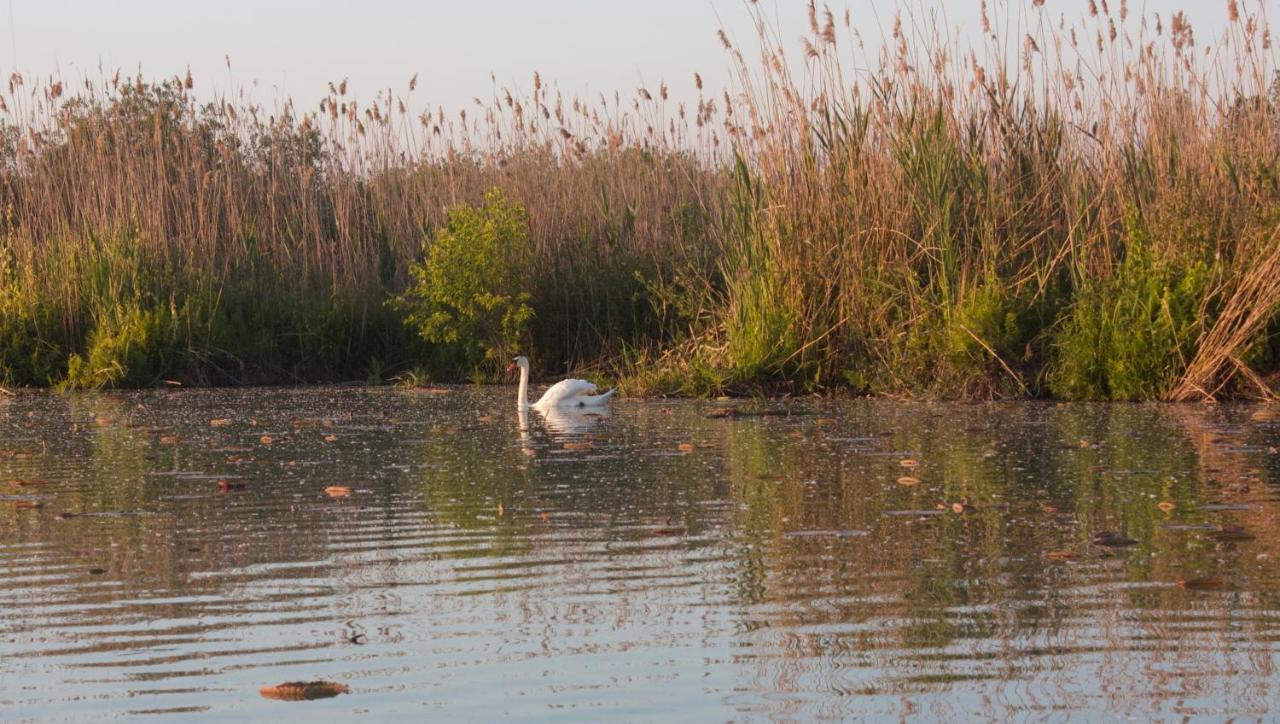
[537,404,611,436]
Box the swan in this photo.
[508,355,615,411]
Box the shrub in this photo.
[1050,218,1216,400]
[396,189,535,376]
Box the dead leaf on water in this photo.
[324,486,352,498]
[209,418,232,427]
[217,479,247,492]
[677,442,695,453]
[1092,530,1138,547]
[260,681,350,701]
[1250,409,1279,423]
[896,476,921,486]
[323,434,338,443]
[563,441,594,451]
[1179,576,1228,590]
[9,500,42,510]
[1157,501,1176,512]
[259,435,274,445]
[159,435,181,445]
[10,478,48,488]
[1045,550,1076,561]
[899,459,919,468]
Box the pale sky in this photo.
[0,1,1251,113]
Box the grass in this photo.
[1,2,1279,399]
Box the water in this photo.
[1,387,1279,720]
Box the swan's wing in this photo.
[533,378,598,407]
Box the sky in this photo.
[0,1,1250,113]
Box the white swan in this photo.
[509,355,615,411]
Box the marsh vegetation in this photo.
[1,1,1279,399]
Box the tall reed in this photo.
[0,2,1277,398]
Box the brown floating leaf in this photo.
[896,476,921,486]
[159,435,181,445]
[10,478,48,488]
[217,479,247,492]
[323,434,338,443]
[1179,576,1228,590]
[9,500,42,510]
[477,415,494,423]
[324,486,352,498]
[562,441,594,451]
[950,502,973,514]
[259,435,274,445]
[648,525,686,536]
[260,680,350,701]
[496,502,504,517]
[1042,504,1061,514]
[209,418,232,427]
[899,459,919,468]
[1156,501,1176,512]
[1045,550,1076,561]
[1250,409,1279,423]
[677,442,695,453]
[1092,530,1138,547]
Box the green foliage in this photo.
[65,304,179,389]
[1050,218,1216,400]
[397,189,535,374]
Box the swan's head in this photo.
[506,355,530,373]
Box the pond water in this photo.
[1,387,1279,720]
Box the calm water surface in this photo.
[1,387,1279,720]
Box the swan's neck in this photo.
[517,364,530,410]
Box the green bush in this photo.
[396,189,535,375]
[1049,219,1215,400]
[65,304,180,389]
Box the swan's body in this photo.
[510,355,615,411]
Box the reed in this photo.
[0,1,1277,398]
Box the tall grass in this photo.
[1,1,1278,399]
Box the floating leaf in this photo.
[1092,530,1138,547]
[899,459,919,468]
[1179,576,1227,590]
[1045,550,1076,561]
[259,435,274,445]
[324,486,352,498]
[677,442,695,453]
[950,502,974,514]
[323,435,338,443]
[260,681,350,701]
[1250,409,1279,423]
[10,478,48,488]
[9,500,42,510]
[217,479,247,492]
[1156,501,1176,512]
[209,418,232,427]
[562,441,594,451]
[896,476,921,486]
[159,435,181,445]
